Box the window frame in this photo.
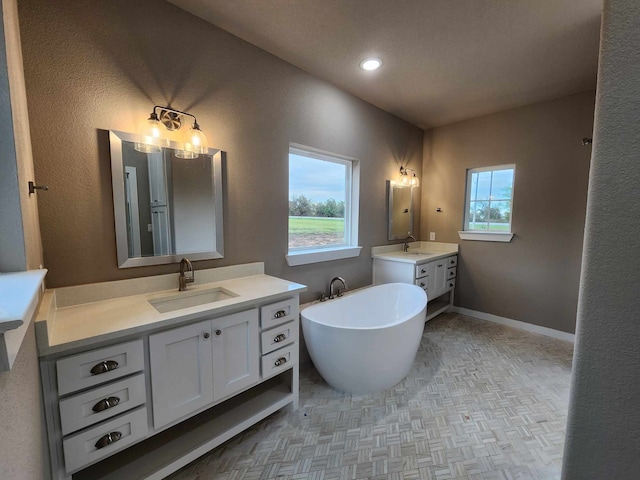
[459,164,515,243]
[286,143,361,266]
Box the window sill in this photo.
[286,246,362,266]
[457,231,514,242]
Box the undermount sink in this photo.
[149,287,239,313]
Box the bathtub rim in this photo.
[301,283,427,331]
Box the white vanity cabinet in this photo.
[39,288,303,480]
[149,310,261,429]
[373,253,458,321]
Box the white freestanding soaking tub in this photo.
[301,283,427,395]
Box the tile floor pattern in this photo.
[168,313,574,480]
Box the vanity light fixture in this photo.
[134,106,208,158]
[399,166,420,188]
[360,57,382,71]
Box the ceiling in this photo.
[168,0,602,129]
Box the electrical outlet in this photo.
[148,224,153,232]
[429,232,436,241]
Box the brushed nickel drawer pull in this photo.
[94,431,122,449]
[274,357,287,367]
[90,360,119,375]
[273,333,287,343]
[92,396,121,413]
[273,310,287,319]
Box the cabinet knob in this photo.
[420,269,426,274]
[203,332,210,339]
[274,357,287,367]
[273,310,287,319]
[273,333,287,343]
[90,360,119,376]
[95,431,122,450]
[215,329,222,336]
[92,396,120,413]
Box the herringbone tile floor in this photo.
[169,313,573,479]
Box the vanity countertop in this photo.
[371,241,459,265]
[36,267,306,357]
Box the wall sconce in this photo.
[134,106,208,158]
[399,166,420,188]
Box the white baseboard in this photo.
[452,306,575,343]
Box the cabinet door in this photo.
[151,205,172,256]
[149,320,213,429]
[212,309,259,401]
[428,259,448,298]
[147,153,167,206]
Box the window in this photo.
[286,144,361,266]
[459,165,515,242]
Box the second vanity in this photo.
[36,262,306,480]
[372,241,459,321]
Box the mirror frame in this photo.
[387,180,414,240]
[109,130,224,268]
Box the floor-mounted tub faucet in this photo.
[403,234,416,252]
[178,257,195,291]
[329,276,347,299]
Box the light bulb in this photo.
[360,58,382,71]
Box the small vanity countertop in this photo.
[372,241,459,265]
[36,273,307,357]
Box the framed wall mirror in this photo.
[109,130,224,268]
[387,180,414,240]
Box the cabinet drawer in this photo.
[260,297,299,329]
[62,407,148,473]
[447,256,458,267]
[447,267,457,279]
[261,321,298,355]
[59,373,146,436]
[414,277,428,290]
[57,340,144,396]
[261,343,298,380]
[415,264,429,279]
[447,278,456,290]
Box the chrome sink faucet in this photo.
[329,276,347,299]
[403,234,417,252]
[178,258,195,291]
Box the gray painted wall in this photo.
[18,0,423,301]
[0,0,26,272]
[562,1,640,477]
[421,91,595,333]
[0,0,48,477]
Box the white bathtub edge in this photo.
[453,307,575,343]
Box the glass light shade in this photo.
[410,174,420,188]
[174,149,199,159]
[134,115,168,153]
[180,124,208,155]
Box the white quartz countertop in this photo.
[372,241,459,265]
[0,269,47,332]
[36,273,306,357]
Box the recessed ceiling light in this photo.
[360,58,382,71]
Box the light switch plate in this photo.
[148,224,153,232]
